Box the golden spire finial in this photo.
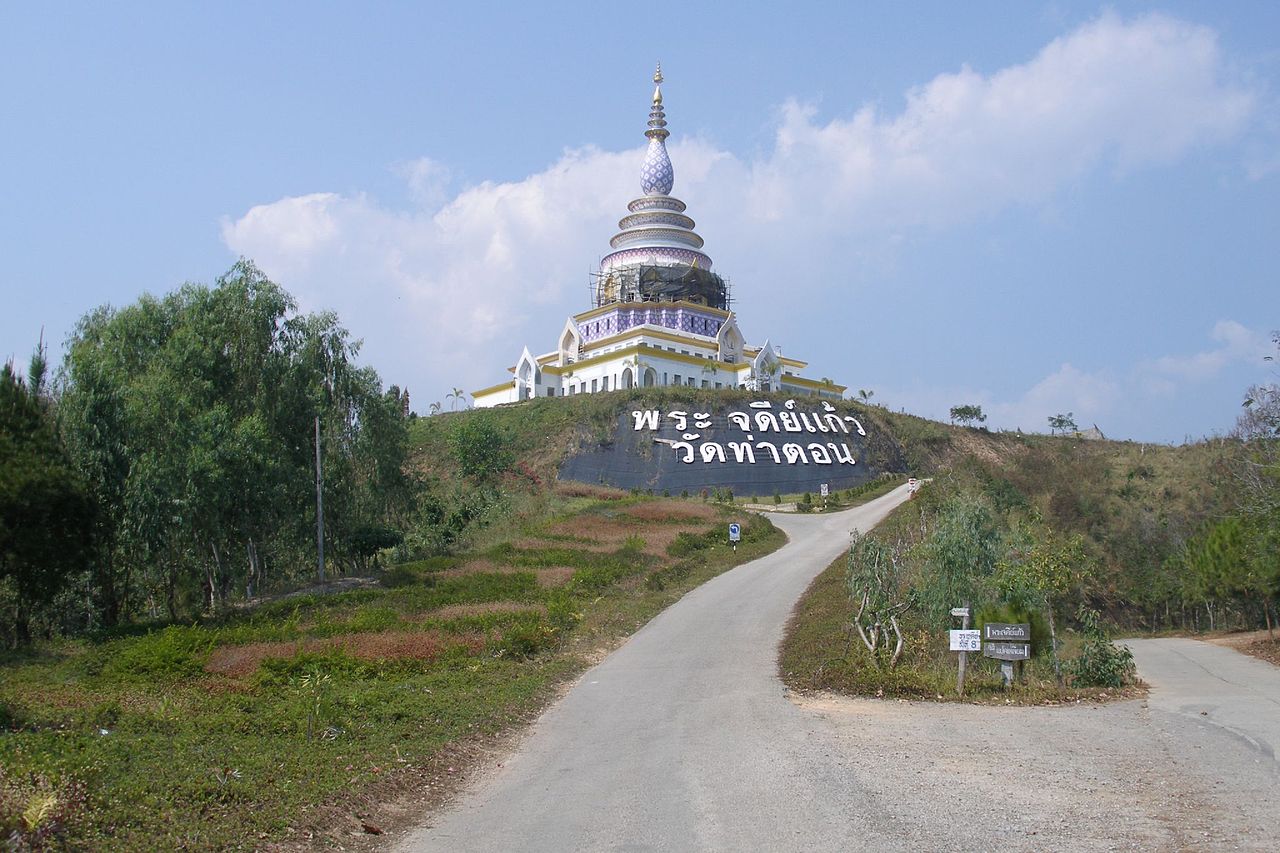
[654,62,663,85]
[653,62,663,104]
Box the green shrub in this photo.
[347,606,400,633]
[494,618,558,659]
[666,532,709,557]
[381,563,438,588]
[1068,607,1136,687]
[449,412,514,482]
[103,626,214,680]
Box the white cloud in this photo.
[885,320,1270,438]
[221,12,1255,407]
[1141,320,1272,385]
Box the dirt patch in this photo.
[204,631,488,678]
[1208,629,1280,667]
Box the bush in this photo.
[449,413,514,482]
[667,531,709,557]
[103,625,214,679]
[1068,607,1136,687]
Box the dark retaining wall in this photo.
[558,399,907,496]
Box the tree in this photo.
[0,354,95,645]
[846,533,914,668]
[857,389,875,403]
[447,387,467,411]
[58,260,412,621]
[429,401,442,416]
[1048,412,1078,435]
[996,525,1088,685]
[949,404,987,428]
[917,495,1001,621]
[449,412,514,483]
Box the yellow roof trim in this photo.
[472,381,514,398]
[782,375,847,393]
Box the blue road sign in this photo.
[728,523,741,542]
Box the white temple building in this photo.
[473,67,845,408]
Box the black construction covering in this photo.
[596,263,730,310]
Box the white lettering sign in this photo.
[950,630,981,652]
[631,401,865,467]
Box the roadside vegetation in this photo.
[783,335,1280,700]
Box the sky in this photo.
[2,1,1277,443]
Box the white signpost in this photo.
[949,630,981,652]
[728,523,741,551]
[819,483,829,498]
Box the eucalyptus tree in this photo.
[59,260,412,622]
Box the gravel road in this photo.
[395,485,1280,851]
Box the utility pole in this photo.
[315,413,325,582]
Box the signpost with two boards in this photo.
[982,622,1031,686]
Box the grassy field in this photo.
[0,491,782,849]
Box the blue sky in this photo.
[2,2,1277,442]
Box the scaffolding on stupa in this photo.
[589,262,732,312]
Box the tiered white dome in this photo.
[600,65,713,275]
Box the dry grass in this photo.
[532,567,576,587]
[437,559,504,577]
[436,561,575,588]
[526,517,706,558]
[550,481,629,500]
[204,631,488,678]
[429,602,547,621]
[621,501,720,522]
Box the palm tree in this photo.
[429,401,442,416]
[447,387,466,411]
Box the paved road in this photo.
[398,484,916,852]
[397,485,1280,851]
[1125,637,1280,763]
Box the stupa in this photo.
[473,66,845,407]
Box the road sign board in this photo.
[950,607,970,618]
[983,623,1031,642]
[728,523,741,542]
[983,642,1031,661]
[949,630,981,652]
[820,483,829,498]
